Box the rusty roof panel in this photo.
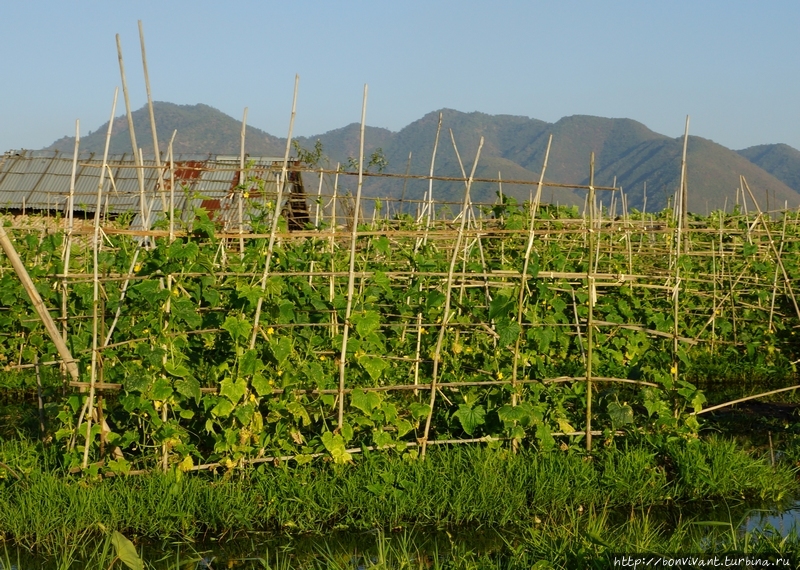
[0,151,305,230]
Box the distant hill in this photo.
[43,104,800,213]
[46,102,285,156]
[737,144,800,197]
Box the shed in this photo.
[0,150,310,231]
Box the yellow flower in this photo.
[497,372,504,380]
[134,264,142,272]
[670,365,678,375]
[267,327,275,335]
[277,370,283,377]
[243,192,250,199]
[319,355,327,361]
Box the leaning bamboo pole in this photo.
[138,20,165,214]
[249,75,299,350]
[585,153,596,451]
[421,134,484,457]
[420,113,442,249]
[62,120,80,345]
[83,88,119,469]
[0,227,81,383]
[238,107,248,258]
[337,84,369,429]
[680,116,690,249]
[116,35,147,231]
[741,177,800,321]
[511,134,553,405]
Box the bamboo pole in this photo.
[511,134,553,404]
[768,212,789,332]
[168,130,177,242]
[62,120,80,345]
[680,116,690,249]
[238,107,248,258]
[116,35,147,231]
[398,151,412,216]
[420,113,443,249]
[83,88,119,469]
[138,20,165,214]
[741,177,800,321]
[336,84,369,429]
[421,135,484,457]
[585,152,595,451]
[0,230,81,383]
[249,75,299,350]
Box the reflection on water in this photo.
[743,501,800,536]
[3,505,799,570]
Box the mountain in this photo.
[42,104,800,213]
[737,144,800,197]
[46,102,285,156]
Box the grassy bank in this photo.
[0,437,795,555]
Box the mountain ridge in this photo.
[40,103,800,213]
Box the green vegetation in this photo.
[0,197,798,473]
[0,437,796,562]
[2,179,800,565]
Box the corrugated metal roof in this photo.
[0,150,308,230]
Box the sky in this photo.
[1,1,799,153]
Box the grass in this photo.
[2,516,800,569]
[0,436,796,557]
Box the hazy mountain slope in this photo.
[595,136,799,212]
[738,144,800,195]
[45,102,285,156]
[40,103,800,213]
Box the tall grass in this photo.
[0,437,795,557]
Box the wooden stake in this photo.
[421,135,484,457]
[138,20,165,213]
[84,88,119,469]
[337,84,369,429]
[586,152,595,452]
[116,35,147,231]
[238,107,248,258]
[250,75,299,350]
[512,135,553,405]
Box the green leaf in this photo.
[251,372,273,397]
[453,404,486,436]
[211,398,234,418]
[240,349,264,376]
[489,294,515,320]
[410,402,430,420]
[351,389,382,414]
[321,432,352,463]
[171,298,202,328]
[395,419,413,437]
[111,531,144,570]
[535,423,555,451]
[496,319,521,347]
[219,377,247,404]
[358,355,387,381]
[222,316,252,343]
[341,421,354,442]
[353,311,381,338]
[270,337,292,366]
[287,401,312,427]
[498,404,528,426]
[150,377,173,401]
[608,401,634,427]
[164,362,190,378]
[373,430,393,448]
[175,378,201,403]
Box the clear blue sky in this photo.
[2,1,798,153]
